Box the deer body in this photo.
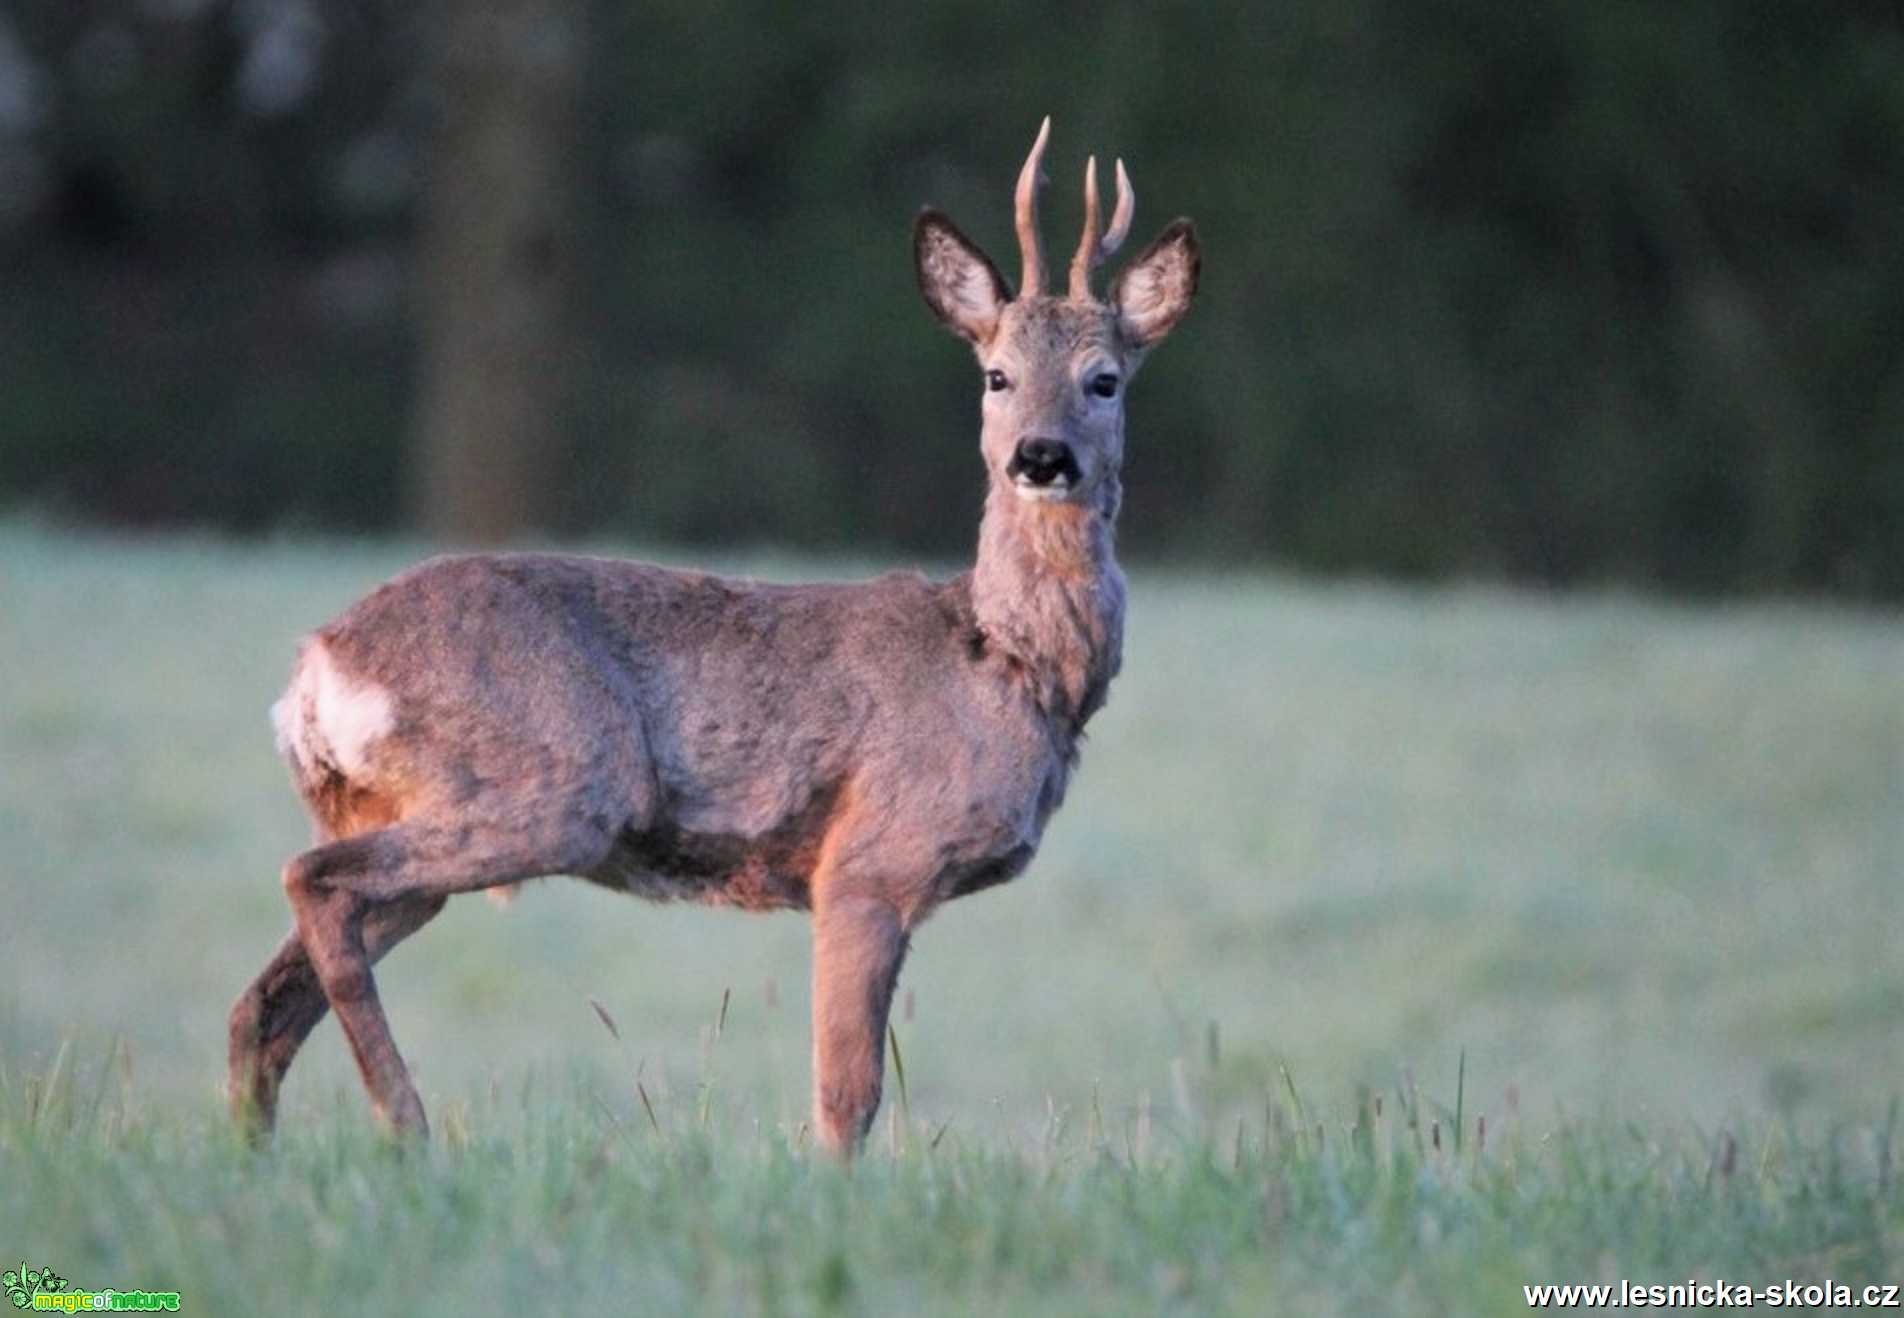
[280,550,1100,916]
[229,119,1197,1153]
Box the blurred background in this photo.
[3,0,1902,1148]
[4,0,1903,596]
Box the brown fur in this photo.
[227,123,1199,1154]
[306,772,403,840]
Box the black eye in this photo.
[1090,373,1120,398]
[985,369,1009,392]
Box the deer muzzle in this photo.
[1007,437,1083,497]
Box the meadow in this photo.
[2,519,1900,1314]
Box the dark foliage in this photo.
[3,1,1901,595]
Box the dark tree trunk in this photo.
[411,0,582,543]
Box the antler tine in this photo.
[1069,156,1136,300]
[1102,158,1135,261]
[1014,115,1051,297]
[1068,155,1101,300]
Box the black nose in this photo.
[1007,437,1081,487]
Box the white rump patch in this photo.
[270,639,395,780]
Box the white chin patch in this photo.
[1011,479,1076,503]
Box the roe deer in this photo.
[227,117,1199,1154]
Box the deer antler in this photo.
[1069,156,1135,301]
[1014,116,1051,298]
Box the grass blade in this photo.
[588,998,621,1042]
[1453,1049,1466,1156]
[888,1024,911,1125]
[1281,1064,1309,1157]
[636,1082,663,1141]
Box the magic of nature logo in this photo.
[5,1263,180,1312]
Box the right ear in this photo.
[1112,219,1200,350]
[914,209,1011,344]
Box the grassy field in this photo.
[2,519,1900,1314]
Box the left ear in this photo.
[915,208,1012,344]
[1112,219,1199,350]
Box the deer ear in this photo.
[914,209,1011,344]
[1112,219,1199,350]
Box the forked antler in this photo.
[1014,116,1051,297]
[1069,155,1134,301]
[1013,117,1136,302]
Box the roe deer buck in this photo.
[227,117,1199,1154]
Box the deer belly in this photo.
[939,840,1037,902]
[588,823,813,912]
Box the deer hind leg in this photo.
[283,803,618,1137]
[810,893,910,1155]
[227,894,444,1138]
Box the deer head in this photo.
[914,117,1200,514]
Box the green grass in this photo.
[2,520,1901,1314]
[5,1049,1901,1317]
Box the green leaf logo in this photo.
[3,1263,66,1308]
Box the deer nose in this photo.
[1007,437,1080,487]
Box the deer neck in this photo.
[971,474,1126,733]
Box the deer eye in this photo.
[985,369,1009,392]
[1090,373,1120,398]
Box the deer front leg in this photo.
[810,893,909,1156]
